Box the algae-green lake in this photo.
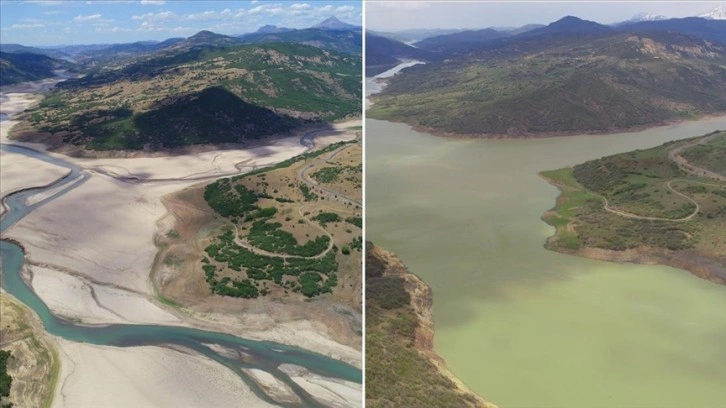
[366,116,726,408]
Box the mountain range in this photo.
[368,15,726,137]
[367,12,726,76]
[0,17,360,65]
[6,17,361,151]
[698,5,726,20]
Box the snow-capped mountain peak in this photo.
[628,12,668,22]
[698,5,726,20]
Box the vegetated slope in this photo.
[540,131,726,284]
[365,243,495,408]
[413,28,509,52]
[0,350,10,403]
[409,16,613,58]
[164,30,240,52]
[365,33,430,76]
[19,42,361,150]
[518,15,614,37]
[616,17,726,45]
[67,87,297,150]
[0,51,66,86]
[0,295,58,408]
[369,30,726,137]
[680,130,726,175]
[194,139,361,300]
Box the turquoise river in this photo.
[0,139,360,407]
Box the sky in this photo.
[366,1,725,31]
[0,0,361,46]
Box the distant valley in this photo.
[2,17,361,152]
[0,51,72,86]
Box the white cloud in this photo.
[336,6,355,13]
[95,26,132,33]
[169,26,195,34]
[374,2,430,11]
[74,13,102,22]
[10,23,46,29]
[290,3,311,11]
[137,20,161,31]
[132,11,176,21]
[24,1,64,5]
[140,0,165,5]
[85,0,135,4]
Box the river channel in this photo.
[0,110,360,408]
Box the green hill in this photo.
[20,42,360,151]
[0,51,64,86]
[368,31,726,137]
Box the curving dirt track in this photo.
[668,132,726,182]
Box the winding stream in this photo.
[0,118,360,407]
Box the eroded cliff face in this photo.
[366,242,496,408]
[367,244,435,350]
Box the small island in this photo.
[541,131,726,284]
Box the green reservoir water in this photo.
[366,117,726,408]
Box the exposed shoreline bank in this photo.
[366,243,496,408]
[366,105,726,141]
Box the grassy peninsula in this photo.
[541,131,726,283]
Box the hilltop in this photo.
[153,130,362,350]
[368,19,726,137]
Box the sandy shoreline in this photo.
[52,339,275,408]
[1,88,361,407]
[0,148,70,217]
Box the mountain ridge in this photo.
[368,29,726,137]
[15,42,360,151]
